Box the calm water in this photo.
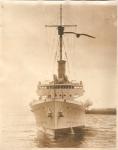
[0,112,116,149]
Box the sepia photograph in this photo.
[0,0,117,149]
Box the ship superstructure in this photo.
[30,5,95,136]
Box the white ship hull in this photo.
[29,5,93,137]
[31,100,85,136]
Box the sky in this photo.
[0,1,117,114]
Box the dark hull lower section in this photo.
[38,125,85,137]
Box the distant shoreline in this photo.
[85,108,116,115]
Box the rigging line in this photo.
[64,33,73,77]
[72,26,78,79]
[62,39,71,78]
[44,5,53,55]
[45,28,55,77]
[45,27,54,57]
[63,5,73,29]
[60,4,62,26]
[67,27,77,79]
[44,5,50,53]
[73,26,77,52]
[65,51,71,78]
[48,29,55,70]
[65,32,72,54]
[53,51,57,73]
[66,5,77,27]
[45,7,59,67]
[52,30,58,75]
[72,27,77,54]
[62,37,70,75]
[57,37,60,60]
[57,4,60,25]
[62,37,66,60]
[45,26,50,55]
[52,5,59,26]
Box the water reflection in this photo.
[1,114,116,148]
[34,127,96,148]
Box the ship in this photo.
[30,5,95,136]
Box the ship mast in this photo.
[59,5,62,60]
[56,4,77,80]
[45,5,95,82]
[57,4,67,80]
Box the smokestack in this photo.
[58,60,66,79]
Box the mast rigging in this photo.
[45,4,95,80]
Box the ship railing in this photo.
[30,97,84,106]
[37,84,83,90]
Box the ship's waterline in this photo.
[31,100,85,135]
[1,113,116,148]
